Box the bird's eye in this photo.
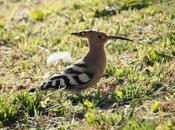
[81,32,85,35]
[98,35,102,39]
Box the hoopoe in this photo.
[39,30,132,91]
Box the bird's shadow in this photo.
[67,89,132,109]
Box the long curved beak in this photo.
[108,36,133,42]
[71,32,86,38]
[71,32,81,36]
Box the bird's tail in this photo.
[40,81,53,90]
[29,74,72,94]
[40,77,67,90]
[29,80,64,96]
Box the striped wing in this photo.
[40,62,94,90]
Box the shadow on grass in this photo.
[120,0,150,11]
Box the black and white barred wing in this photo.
[40,63,94,90]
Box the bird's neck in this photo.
[84,40,106,70]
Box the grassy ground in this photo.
[0,0,175,129]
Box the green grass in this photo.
[0,0,175,129]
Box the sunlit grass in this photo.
[0,0,175,129]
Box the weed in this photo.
[0,98,18,126]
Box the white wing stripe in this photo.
[69,65,85,72]
[51,80,57,86]
[78,73,90,83]
[64,74,79,85]
[60,78,65,85]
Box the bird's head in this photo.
[71,29,133,46]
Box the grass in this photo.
[0,0,175,129]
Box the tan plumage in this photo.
[39,30,133,91]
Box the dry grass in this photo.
[0,0,175,129]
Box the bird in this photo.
[36,30,133,92]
